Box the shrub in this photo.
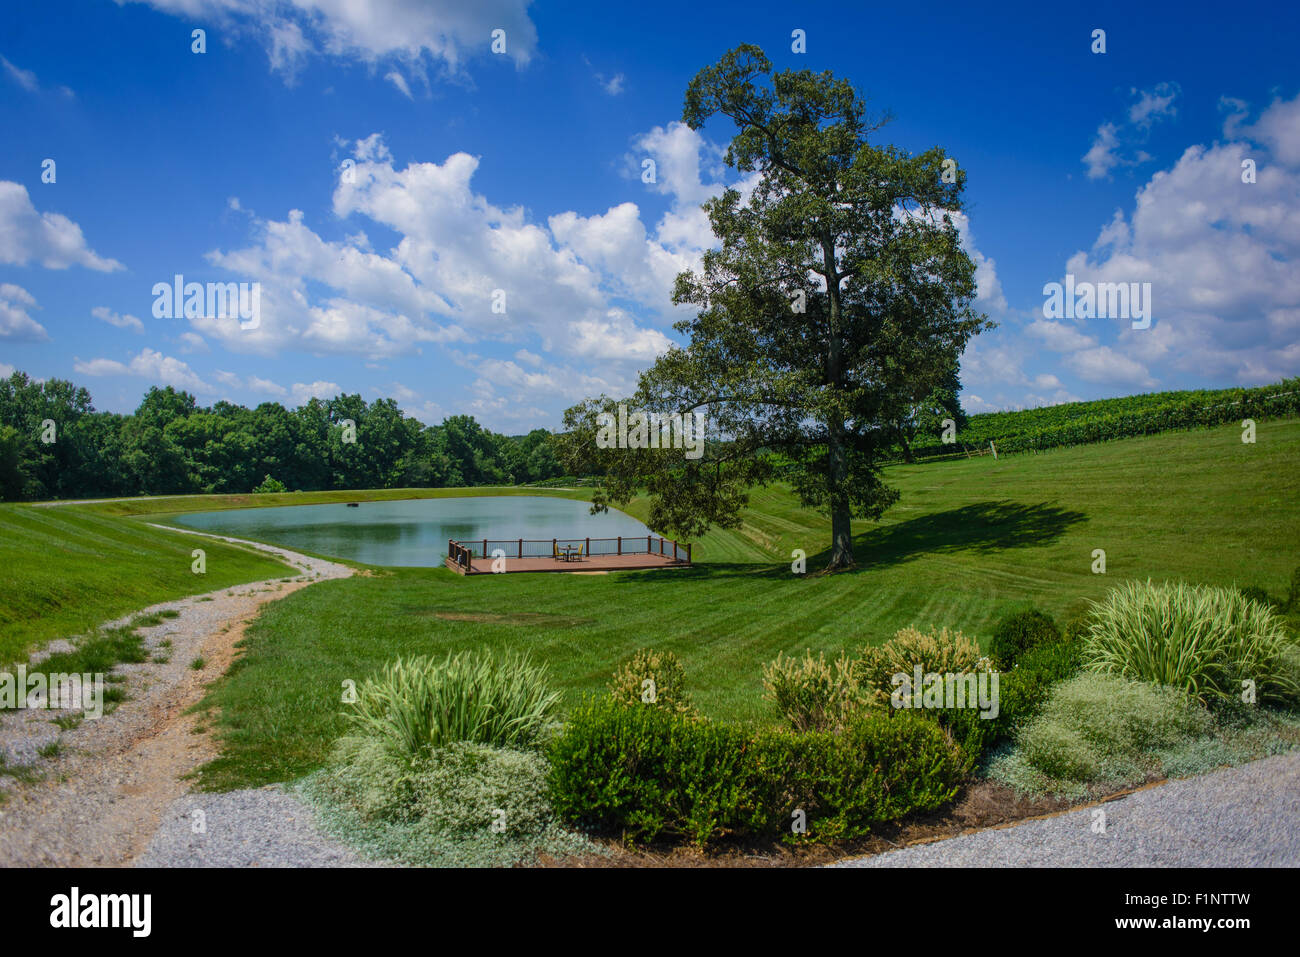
[940,635,1085,763]
[252,474,286,493]
[1060,613,1092,644]
[409,742,555,837]
[547,698,760,844]
[547,698,966,846]
[762,650,866,732]
[608,648,693,714]
[786,711,966,842]
[347,651,559,758]
[988,609,1061,668]
[305,734,595,867]
[1083,580,1300,704]
[1001,673,1215,793]
[1288,566,1300,611]
[857,625,987,698]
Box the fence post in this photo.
[586,536,590,557]
[687,542,692,564]
[518,538,522,559]
[647,534,652,555]
[552,537,556,559]
[482,538,487,558]
[617,536,622,556]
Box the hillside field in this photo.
[180,417,1300,789]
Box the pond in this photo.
[170,495,657,567]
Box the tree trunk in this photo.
[821,231,855,572]
[824,423,856,571]
[899,431,915,464]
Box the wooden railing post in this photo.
[617,536,622,556]
[586,536,590,557]
[647,534,651,555]
[482,538,487,558]
[518,538,523,559]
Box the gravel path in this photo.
[833,749,1300,868]
[0,529,352,867]
[134,786,375,867]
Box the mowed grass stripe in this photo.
[0,505,295,663]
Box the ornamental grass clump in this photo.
[1082,580,1300,705]
[857,625,991,700]
[347,651,559,759]
[762,650,866,732]
[608,648,694,714]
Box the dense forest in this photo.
[0,371,563,501]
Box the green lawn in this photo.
[190,417,1300,790]
[0,505,294,663]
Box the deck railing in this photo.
[447,535,691,570]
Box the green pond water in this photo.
[172,496,657,567]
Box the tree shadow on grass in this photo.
[620,499,1086,582]
[851,500,1087,568]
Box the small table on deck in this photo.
[558,545,580,562]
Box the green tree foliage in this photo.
[560,45,988,568]
[0,370,564,501]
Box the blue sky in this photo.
[2,0,1298,430]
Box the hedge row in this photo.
[548,701,966,845]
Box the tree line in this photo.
[0,371,564,501]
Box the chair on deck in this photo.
[553,542,584,562]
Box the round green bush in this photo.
[989,609,1061,668]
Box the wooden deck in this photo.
[444,552,689,575]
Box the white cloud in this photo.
[1064,346,1158,389]
[1129,82,1180,128]
[385,70,413,99]
[1,56,38,92]
[1085,85,1181,180]
[125,0,538,79]
[1064,92,1300,385]
[1083,122,1122,180]
[0,182,122,271]
[198,128,1015,425]
[1240,93,1300,167]
[177,331,209,353]
[291,380,342,404]
[1026,318,1097,352]
[0,362,14,378]
[73,348,213,394]
[248,375,287,396]
[92,306,144,333]
[0,283,48,341]
[942,211,1006,315]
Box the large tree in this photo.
[563,45,988,570]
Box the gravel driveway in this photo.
[0,528,352,867]
[833,749,1300,867]
[134,786,375,867]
